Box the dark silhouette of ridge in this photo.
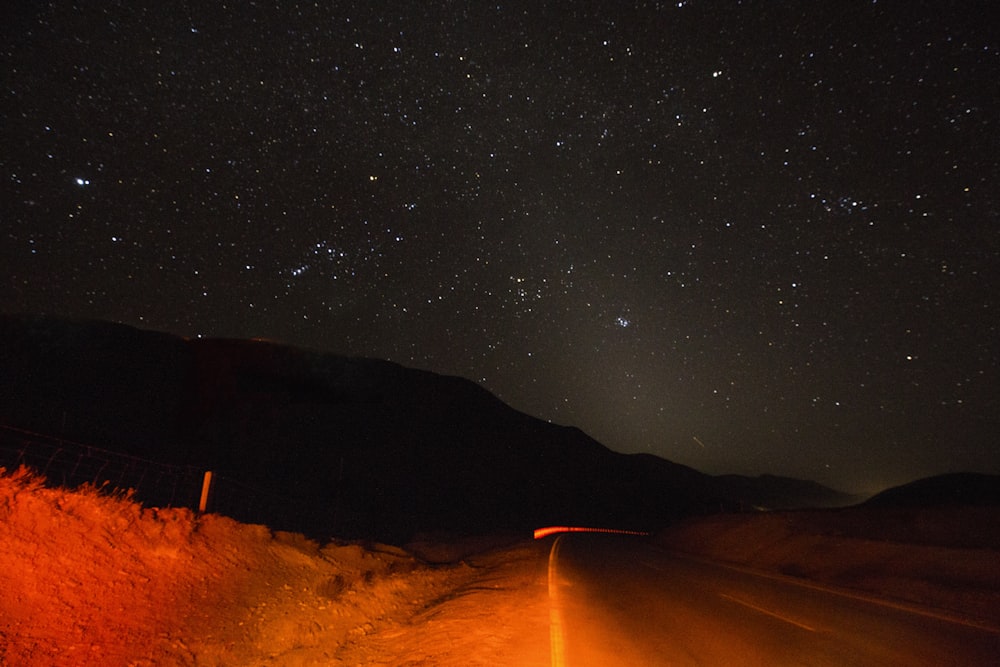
[863,472,1000,508]
[1,313,855,543]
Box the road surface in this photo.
[546,533,1000,666]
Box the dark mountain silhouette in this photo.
[1,314,856,543]
[863,472,1000,508]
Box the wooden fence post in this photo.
[199,470,213,513]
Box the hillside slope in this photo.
[0,314,855,543]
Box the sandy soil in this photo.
[655,506,1000,628]
[0,467,549,666]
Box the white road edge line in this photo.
[718,593,817,632]
[659,548,1000,635]
[548,535,568,667]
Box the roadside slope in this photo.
[0,467,549,666]
[655,507,1000,626]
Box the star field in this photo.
[3,1,998,494]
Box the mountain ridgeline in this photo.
[0,314,855,543]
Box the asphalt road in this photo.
[546,533,1000,666]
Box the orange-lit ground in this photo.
[5,466,999,665]
[0,468,549,666]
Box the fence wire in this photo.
[0,424,325,536]
[0,424,204,508]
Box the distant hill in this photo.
[863,472,1000,508]
[0,314,856,543]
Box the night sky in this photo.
[3,2,998,494]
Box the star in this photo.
[1,1,995,493]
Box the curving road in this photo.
[546,533,1000,666]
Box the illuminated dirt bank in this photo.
[5,465,999,665]
[0,468,549,666]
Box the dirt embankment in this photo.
[0,467,549,666]
[655,506,1000,626]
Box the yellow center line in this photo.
[548,535,567,667]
